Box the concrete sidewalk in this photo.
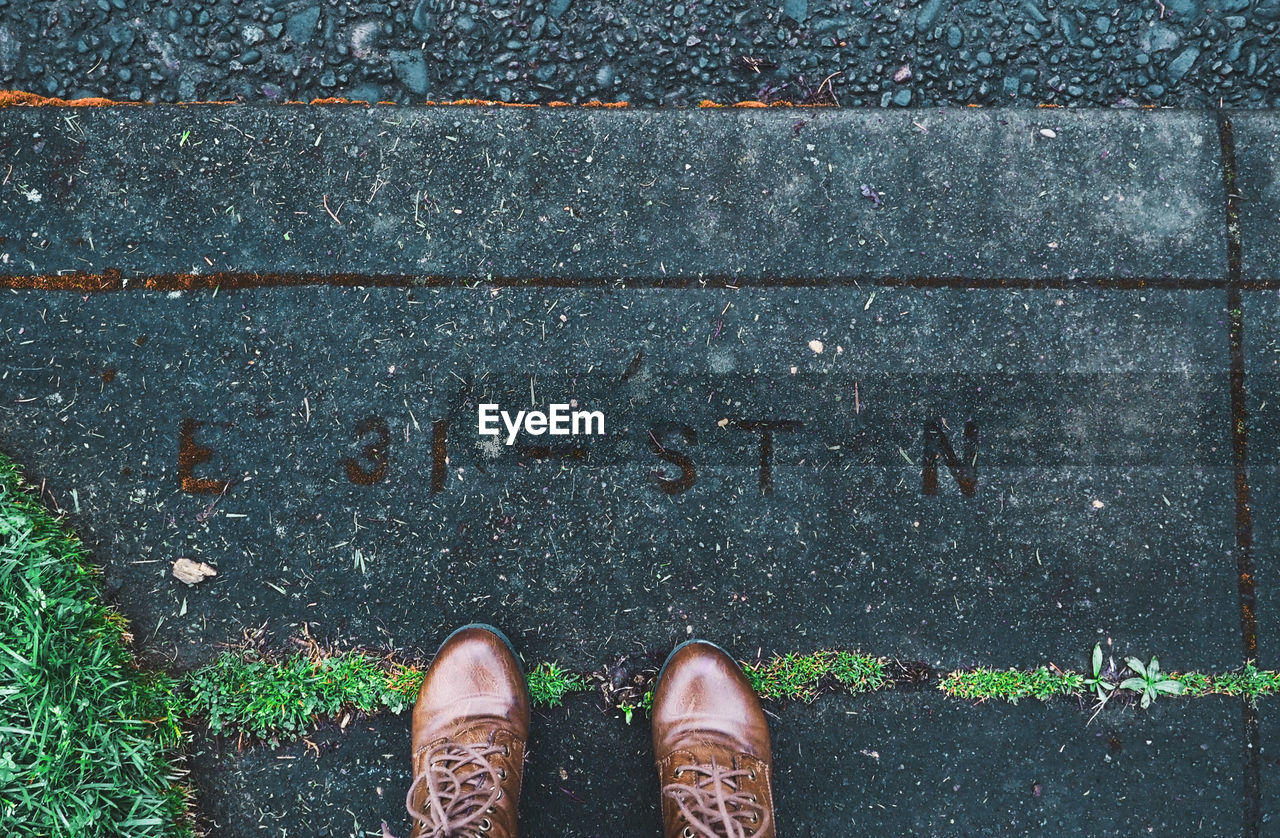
[1,106,1276,835]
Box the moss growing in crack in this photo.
[185,651,411,740]
[1172,671,1213,697]
[385,661,427,701]
[1213,664,1280,699]
[939,661,1280,706]
[186,652,591,740]
[180,647,1280,743]
[1246,665,1280,698]
[831,652,889,693]
[938,667,1084,703]
[742,651,887,702]
[526,662,588,708]
[744,652,835,702]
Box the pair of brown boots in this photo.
[407,624,774,838]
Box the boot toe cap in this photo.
[413,626,530,743]
[652,641,771,761]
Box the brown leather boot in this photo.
[407,624,529,838]
[651,640,776,838]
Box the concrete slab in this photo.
[1230,114,1280,283]
[0,286,1239,671]
[771,693,1242,834]
[1240,290,1280,666]
[1237,289,1280,834]
[1259,707,1280,835]
[190,691,1243,836]
[0,108,1225,284]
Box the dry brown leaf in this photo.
[172,557,217,585]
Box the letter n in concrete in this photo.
[921,416,978,497]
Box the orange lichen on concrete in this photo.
[0,89,236,107]
[0,90,141,107]
[700,99,834,108]
[0,89,1096,111]
[0,88,858,110]
[0,89,567,108]
[429,97,541,107]
[301,96,374,105]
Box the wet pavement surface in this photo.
[0,104,1272,834]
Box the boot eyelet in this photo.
[673,768,684,778]
[498,768,508,780]
[682,828,695,838]
[748,770,757,781]
[479,817,492,832]
[502,746,511,757]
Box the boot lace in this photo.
[406,741,508,837]
[662,757,770,838]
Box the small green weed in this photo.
[1083,644,1115,705]
[1119,656,1183,708]
[1082,643,1118,722]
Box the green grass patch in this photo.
[185,651,414,741]
[744,652,834,701]
[385,660,428,701]
[0,454,189,838]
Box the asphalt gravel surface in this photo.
[3,0,1280,106]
